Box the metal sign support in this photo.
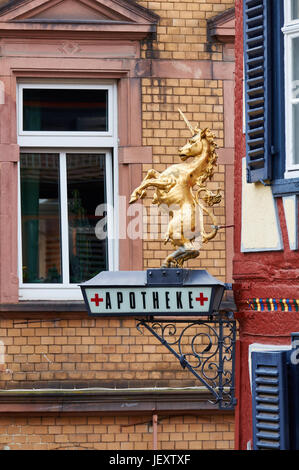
[81,268,237,409]
[136,312,237,410]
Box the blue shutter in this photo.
[287,333,299,449]
[244,0,272,183]
[251,351,290,450]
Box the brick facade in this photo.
[0,318,233,389]
[139,0,233,61]
[0,414,234,450]
[138,0,234,279]
[0,0,235,451]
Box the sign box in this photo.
[80,269,225,317]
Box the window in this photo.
[17,82,118,300]
[243,0,299,193]
[17,82,115,148]
[22,88,108,132]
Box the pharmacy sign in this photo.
[80,269,225,317]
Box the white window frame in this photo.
[17,81,115,148]
[283,0,299,178]
[17,80,119,301]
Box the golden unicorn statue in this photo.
[129,109,222,268]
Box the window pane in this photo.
[292,37,299,98]
[20,153,62,283]
[292,0,299,19]
[293,104,299,164]
[23,88,108,132]
[66,154,108,283]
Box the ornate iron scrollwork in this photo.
[136,313,236,410]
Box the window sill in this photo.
[0,301,87,313]
[271,177,299,196]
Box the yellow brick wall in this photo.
[134,0,234,279]
[0,0,236,452]
[138,0,235,61]
[0,414,234,450]
[141,78,226,278]
[0,318,232,389]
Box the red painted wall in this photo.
[234,0,299,449]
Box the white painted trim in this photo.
[59,152,70,285]
[282,194,298,250]
[17,162,23,288]
[284,31,293,174]
[285,0,292,24]
[19,286,84,301]
[284,169,299,179]
[105,150,115,271]
[283,0,299,28]
[18,136,115,148]
[112,81,119,271]
[282,22,299,34]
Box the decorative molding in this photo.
[0,0,159,39]
[247,298,299,312]
[58,40,81,55]
[0,38,138,58]
[207,7,235,43]
[0,0,160,23]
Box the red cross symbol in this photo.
[91,293,103,307]
[196,292,209,306]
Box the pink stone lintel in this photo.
[119,146,152,164]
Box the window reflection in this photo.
[66,154,108,283]
[23,88,108,132]
[20,152,109,285]
[20,153,62,283]
[292,0,299,20]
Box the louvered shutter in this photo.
[244,0,272,183]
[251,351,290,450]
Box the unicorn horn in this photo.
[178,108,194,135]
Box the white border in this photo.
[60,151,70,286]
[282,194,299,250]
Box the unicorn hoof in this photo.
[129,194,138,204]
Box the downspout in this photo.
[153,413,158,450]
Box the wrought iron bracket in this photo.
[136,312,237,410]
